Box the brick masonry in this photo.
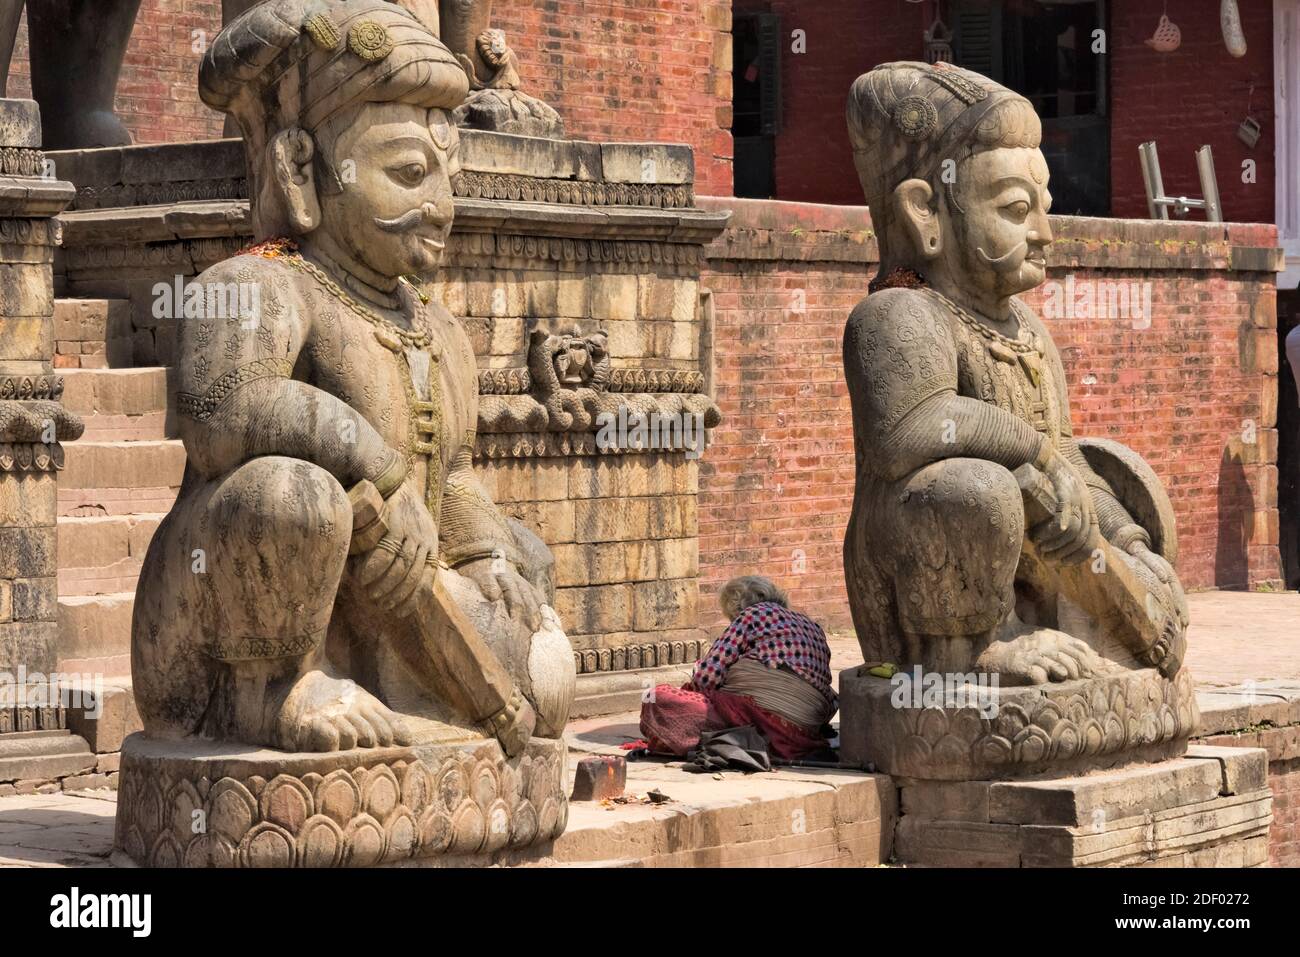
[7,0,735,195]
[730,0,1275,221]
[696,196,1282,634]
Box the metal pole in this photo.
[1196,145,1223,222]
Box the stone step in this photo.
[57,593,134,677]
[58,439,185,517]
[59,367,173,441]
[0,729,97,785]
[52,299,132,369]
[57,513,164,597]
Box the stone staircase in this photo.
[55,300,179,682]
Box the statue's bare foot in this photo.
[272,670,413,752]
[977,615,1107,686]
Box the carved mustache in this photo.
[976,240,1030,265]
[373,204,446,233]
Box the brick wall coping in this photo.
[1196,681,1300,737]
[58,198,731,248]
[698,196,1283,274]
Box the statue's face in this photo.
[318,102,458,279]
[946,146,1053,298]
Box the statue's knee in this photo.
[907,458,1024,541]
[213,457,352,559]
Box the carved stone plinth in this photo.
[838,665,1198,781]
[893,744,1271,867]
[112,732,568,867]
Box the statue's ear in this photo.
[893,177,942,260]
[268,128,322,234]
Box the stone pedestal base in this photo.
[894,744,1272,867]
[839,665,1198,780]
[112,733,567,867]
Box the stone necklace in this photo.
[924,286,1044,387]
[245,237,448,510]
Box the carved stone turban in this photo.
[846,61,1040,215]
[199,0,468,144]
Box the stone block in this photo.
[895,817,1022,867]
[657,538,699,579]
[497,499,575,544]
[0,619,58,672]
[550,541,657,587]
[900,780,991,822]
[62,771,111,791]
[59,439,186,491]
[465,269,527,318]
[600,144,694,185]
[0,99,41,149]
[571,755,626,801]
[988,757,1225,827]
[1184,744,1269,795]
[458,130,597,180]
[11,577,56,622]
[0,526,56,577]
[638,275,698,321]
[0,730,95,784]
[0,261,54,318]
[65,682,140,754]
[487,458,570,502]
[588,274,638,322]
[57,593,134,663]
[0,471,56,526]
[0,580,10,622]
[0,314,52,360]
[555,274,590,318]
[554,584,632,635]
[96,751,120,773]
[632,578,697,631]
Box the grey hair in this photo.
[719,575,788,620]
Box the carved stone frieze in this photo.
[113,734,568,867]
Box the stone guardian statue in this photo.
[130,0,575,759]
[839,62,1194,778]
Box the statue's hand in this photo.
[1030,452,1096,563]
[356,481,438,616]
[458,556,543,633]
[1126,541,1190,677]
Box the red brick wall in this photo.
[1267,757,1300,866]
[730,0,1277,223]
[1109,0,1275,223]
[733,0,927,205]
[6,1,226,144]
[697,197,1282,633]
[7,0,734,194]
[1200,726,1300,868]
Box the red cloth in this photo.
[639,684,828,762]
[638,685,710,755]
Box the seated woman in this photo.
[639,576,839,761]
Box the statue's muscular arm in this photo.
[844,288,1049,482]
[174,258,400,486]
[438,317,523,568]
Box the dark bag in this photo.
[684,724,772,774]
